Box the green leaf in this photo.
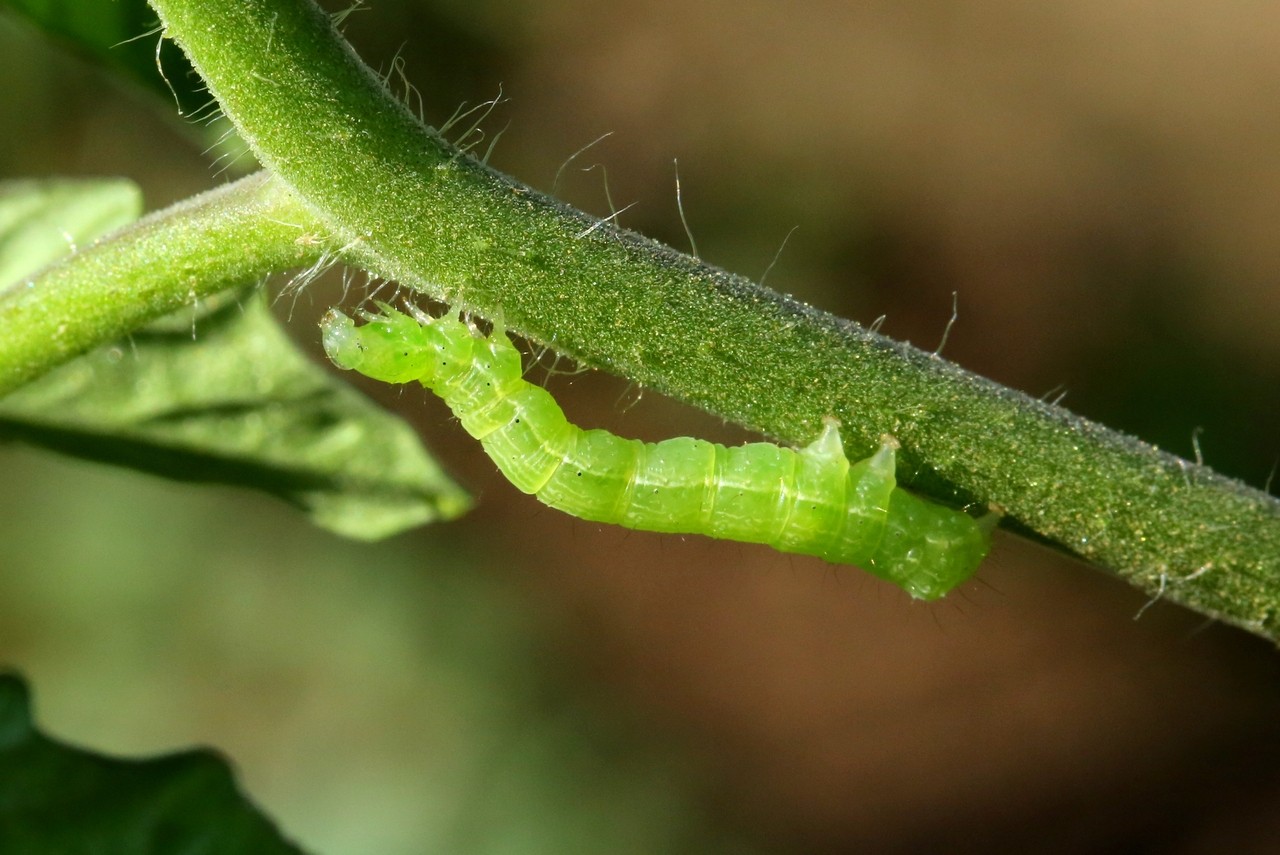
[0,178,142,287]
[0,289,472,540]
[0,672,306,853]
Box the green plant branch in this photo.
[133,0,1280,641]
[0,172,326,396]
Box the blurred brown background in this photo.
[2,1,1279,852]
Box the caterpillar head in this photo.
[322,306,441,384]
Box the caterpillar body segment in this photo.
[321,306,993,599]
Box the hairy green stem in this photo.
[149,0,1280,639]
[0,173,325,396]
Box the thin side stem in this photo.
[0,173,326,396]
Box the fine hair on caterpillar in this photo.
[321,303,997,599]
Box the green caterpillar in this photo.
[321,305,995,599]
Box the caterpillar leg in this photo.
[862,443,996,600]
[798,423,992,600]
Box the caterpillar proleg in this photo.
[321,305,995,599]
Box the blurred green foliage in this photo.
[2,0,1278,851]
[0,673,302,853]
[0,444,739,853]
